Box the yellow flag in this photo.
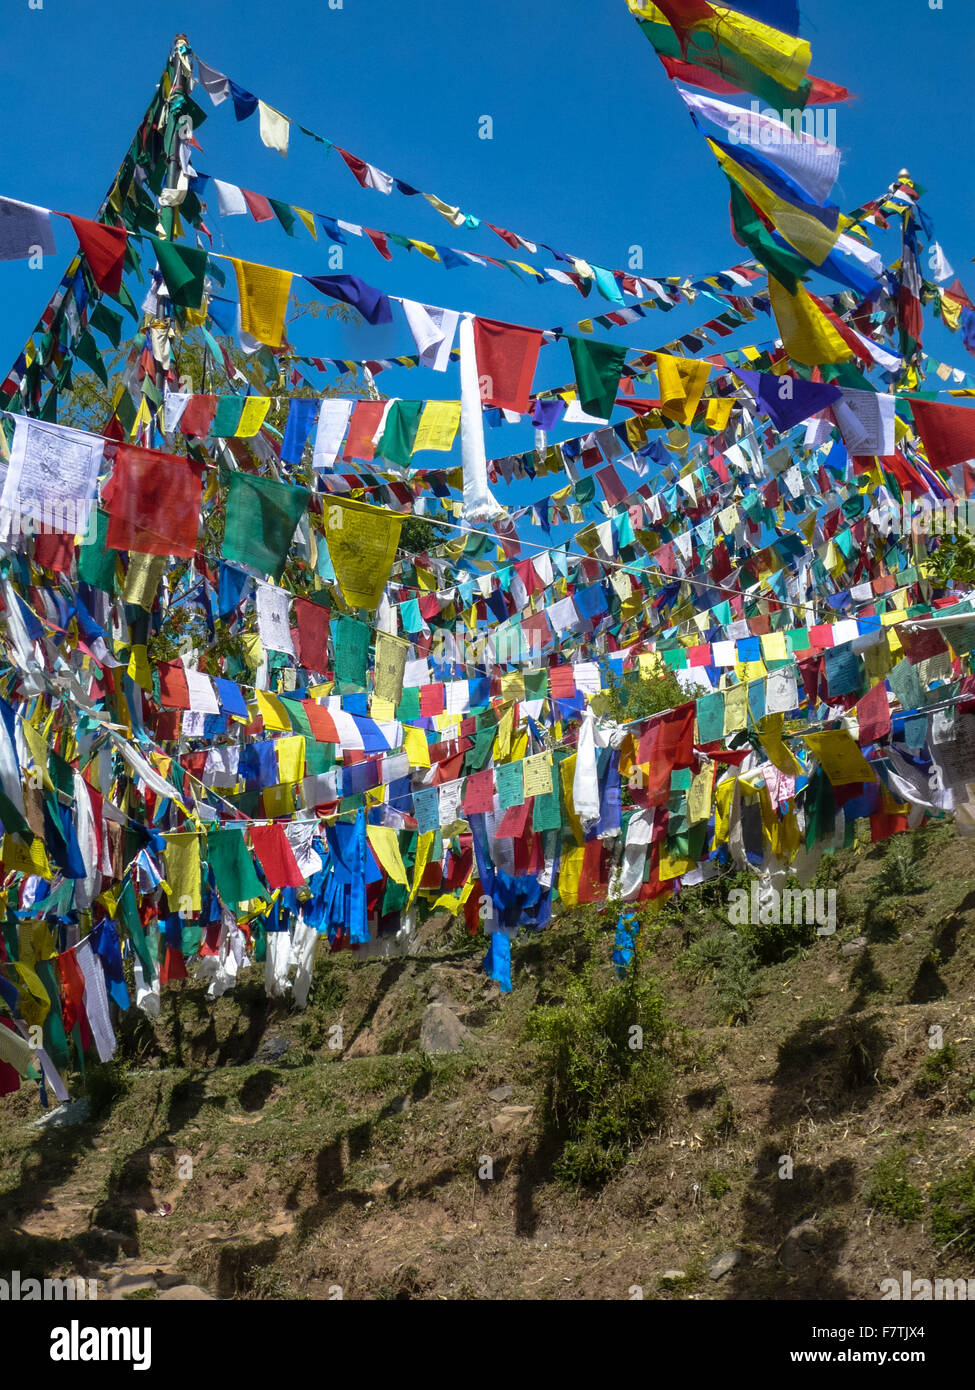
[366,826,408,885]
[655,353,711,425]
[704,5,811,90]
[723,683,749,734]
[767,276,855,367]
[374,630,409,704]
[276,735,306,785]
[127,644,153,690]
[805,730,876,786]
[123,552,167,610]
[759,713,802,776]
[163,831,201,913]
[294,207,318,239]
[557,845,586,907]
[411,401,461,453]
[255,689,290,732]
[403,724,431,768]
[324,497,403,610]
[705,397,734,430]
[409,831,435,905]
[229,257,292,348]
[236,397,271,437]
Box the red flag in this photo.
[240,188,275,222]
[473,317,544,413]
[248,824,305,889]
[911,399,975,471]
[65,215,128,294]
[102,444,203,557]
[342,401,386,462]
[295,597,330,671]
[855,681,891,745]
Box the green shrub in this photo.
[527,947,671,1187]
[679,928,757,1025]
[916,1042,958,1096]
[703,1168,732,1200]
[85,1060,129,1116]
[866,1150,924,1223]
[930,1160,975,1254]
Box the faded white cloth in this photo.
[258,101,289,156]
[459,313,502,521]
[183,667,220,714]
[256,582,295,656]
[611,810,654,900]
[676,86,840,204]
[572,706,603,828]
[0,197,58,262]
[213,179,247,217]
[291,922,318,1008]
[313,400,353,470]
[196,58,230,105]
[833,388,896,457]
[76,939,116,1062]
[265,931,292,998]
[401,301,459,372]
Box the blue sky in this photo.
[0,0,972,512]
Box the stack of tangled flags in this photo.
[2,3,975,1103]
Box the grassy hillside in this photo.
[2,820,974,1300]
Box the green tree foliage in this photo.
[602,662,688,724]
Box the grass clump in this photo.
[866,1149,924,1223]
[930,1160,975,1254]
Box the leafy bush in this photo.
[916,1042,958,1096]
[679,928,758,1025]
[527,941,671,1187]
[871,836,931,900]
[703,1168,732,1200]
[930,1160,975,1254]
[85,1060,130,1117]
[866,1150,924,1223]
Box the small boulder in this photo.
[255,1037,290,1063]
[157,1284,215,1301]
[777,1220,821,1271]
[708,1250,742,1281]
[31,1097,92,1130]
[419,1003,474,1054]
[488,1084,514,1102]
[489,1105,533,1137]
[841,937,867,957]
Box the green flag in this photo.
[222,469,308,581]
[146,235,209,309]
[567,336,627,420]
[376,400,424,467]
[206,827,270,906]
